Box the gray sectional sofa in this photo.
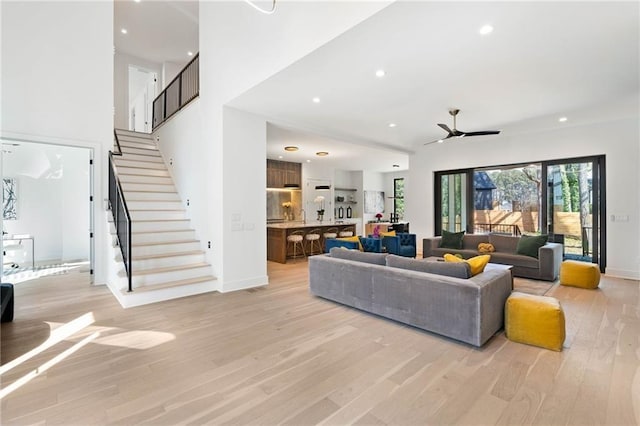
[308,249,513,347]
[423,233,563,281]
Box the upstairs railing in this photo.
[108,131,133,292]
[152,53,199,130]
[475,223,522,236]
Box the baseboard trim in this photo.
[605,268,640,280]
[220,275,269,293]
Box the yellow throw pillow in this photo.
[444,253,491,276]
[380,230,396,237]
[337,236,363,251]
[478,243,495,254]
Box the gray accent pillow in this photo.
[329,247,387,265]
[386,255,471,279]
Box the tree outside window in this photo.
[394,178,405,219]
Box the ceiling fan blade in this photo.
[462,130,501,137]
[424,134,453,145]
[437,123,454,135]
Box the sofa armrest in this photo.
[422,237,442,258]
[538,242,563,280]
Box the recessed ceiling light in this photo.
[375,69,386,78]
[278,155,283,159]
[121,28,128,34]
[558,116,568,122]
[479,25,494,35]
[284,146,298,152]
[316,151,329,157]
[392,164,400,168]
[306,159,311,163]
[312,97,320,103]
[134,0,141,3]
[388,123,397,128]
[187,51,194,56]
[437,139,444,144]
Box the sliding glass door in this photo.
[435,171,471,233]
[543,156,605,269]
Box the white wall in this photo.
[114,52,162,130]
[162,62,183,89]
[197,1,389,290]
[408,116,640,279]
[1,1,112,283]
[3,144,89,263]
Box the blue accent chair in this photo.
[382,233,417,257]
[324,236,383,253]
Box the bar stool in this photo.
[286,230,306,260]
[305,228,322,256]
[322,227,339,252]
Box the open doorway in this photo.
[128,65,157,133]
[1,141,93,283]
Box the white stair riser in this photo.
[124,191,181,201]
[132,220,191,232]
[130,210,186,221]
[121,182,175,192]
[119,175,173,185]
[116,167,169,177]
[115,159,166,169]
[132,230,196,244]
[128,200,184,210]
[132,253,206,270]
[119,147,161,157]
[133,241,201,256]
[120,139,158,150]
[119,153,164,163]
[115,130,152,138]
[132,265,213,287]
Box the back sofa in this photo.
[309,249,513,347]
[423,233,563,281]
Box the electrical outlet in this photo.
[187,199,190,206]
[207,241,211,249]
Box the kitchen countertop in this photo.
[267,220,358,229]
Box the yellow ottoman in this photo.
[505,292,565,351]
[560,260,601,289]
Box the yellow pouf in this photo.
[560,260,601,289]
[505,292,565,351]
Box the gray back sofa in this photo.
[423,233,563,281]
[309,249,513,347]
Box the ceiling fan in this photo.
[425,109,500,145]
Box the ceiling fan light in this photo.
[437,139,444,144]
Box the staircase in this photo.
[107,129,217,307]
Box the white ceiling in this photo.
[231,1,639,157]
[114,0,198,64]
[114,1,638,173]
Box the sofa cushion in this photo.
[462,234,490,250]
[516,234,549,258]
[489,234,519,252]
[491,252,540,269]
[386,254,471,279]
[329,247,387,265]
[440,230,465,249]
[444,253,491,276]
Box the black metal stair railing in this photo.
[108,131,133,292]
[152,53,199,130]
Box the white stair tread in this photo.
[132,229,194,234]
[133,262,210,276]
[123,275,217,294]
[133,250,204,260]
[132,219,190,223]
[132,239,199,247]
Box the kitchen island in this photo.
[267,221,357,263]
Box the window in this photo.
[393,178,404,219]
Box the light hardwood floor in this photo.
[1,259,639,425]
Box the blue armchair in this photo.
[382,233,417,257]
[324,236,383,253]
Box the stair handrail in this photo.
[152,53,199,130]
[108,133,133,292]
[113,129,123,155]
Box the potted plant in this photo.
[314,196,325,221]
